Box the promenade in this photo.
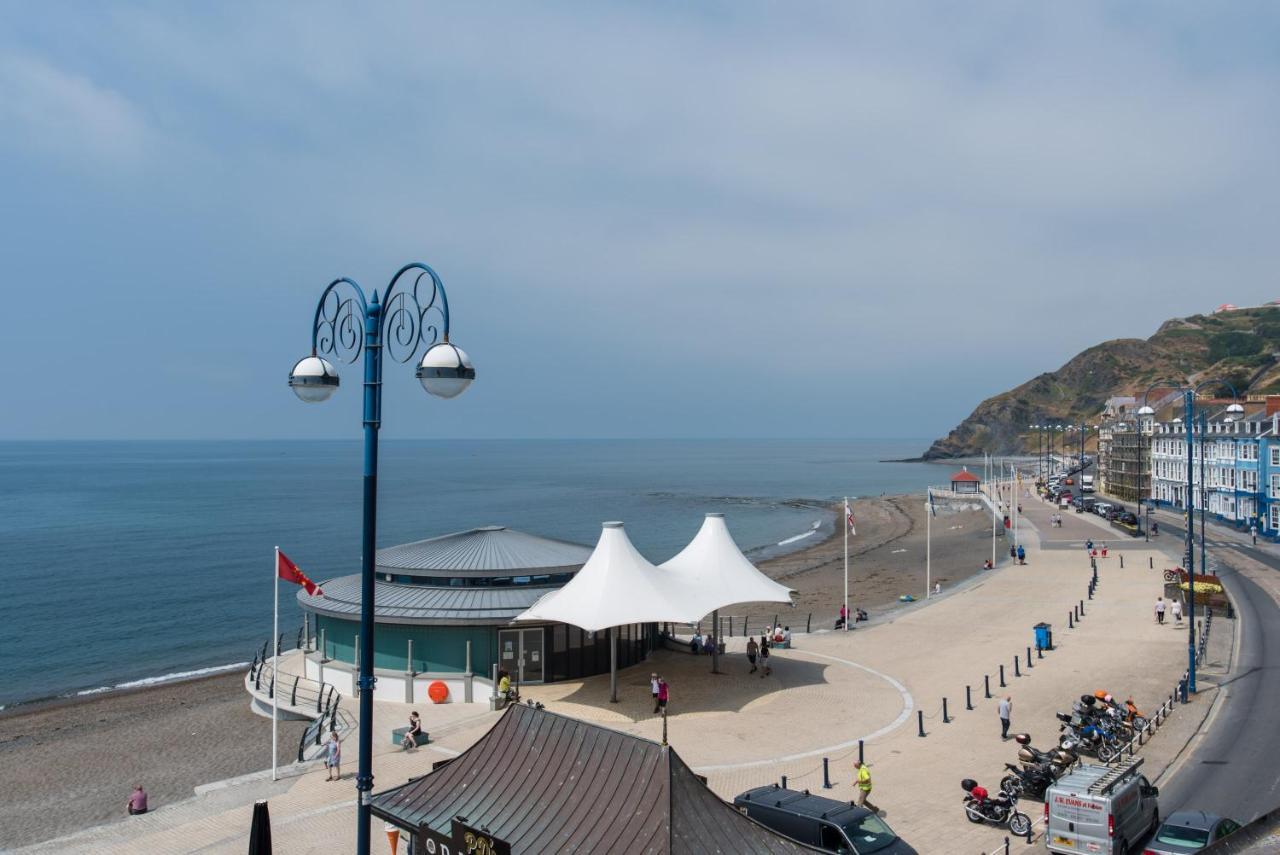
[22,487,1198,854]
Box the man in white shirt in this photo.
[998,696,1012,740]
[1155,597,1167,624]
[1171,599,1182,623]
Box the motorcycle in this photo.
[962,779,1031,835]
[1059,720,1119,763]
[1000,762,1058,800]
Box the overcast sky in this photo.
[3,2,1278,441]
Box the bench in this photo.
[392,726,429,748]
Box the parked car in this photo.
[1078,497,1097,512]
[1093,503,1113,518]
[1142,810,1241,853]
[734,786,918,853]
[1045,759,1159,855]
[1117,512,1139,526]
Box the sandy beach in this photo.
[0,493,1001,849]
[0,672,307,848]
[736,494,1003,629]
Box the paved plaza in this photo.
[22,487,1210,854]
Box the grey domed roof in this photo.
[376,525,592,578]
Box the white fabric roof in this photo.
[660,513,794,614]
[515,515,794,632]
[516,522,703,632]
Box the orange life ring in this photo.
[427,681,449,704]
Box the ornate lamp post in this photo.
[288,263,475,855]
[1142,382,1241,695]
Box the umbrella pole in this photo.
[711,610,720,674]
[609,627,618,703]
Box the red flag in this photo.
[277,550,323,596]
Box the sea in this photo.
[0,439,957,709]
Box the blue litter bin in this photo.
[1034,622,1053,651]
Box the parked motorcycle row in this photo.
[1056,691,1147,765]
[960,690,1150,834]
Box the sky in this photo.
[2,2,1279,442]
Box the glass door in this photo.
[498,629,520,681]
[520,628,544,683]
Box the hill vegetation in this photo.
[922,306,1280,460]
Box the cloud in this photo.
[0,51,148,167]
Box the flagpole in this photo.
[843,497,849,632]
[272,545,279,782]
[926,489,931,599]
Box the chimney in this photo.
[1267,396,1280,418]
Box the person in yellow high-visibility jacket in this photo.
[853,761,879,813]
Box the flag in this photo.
[845,500,856,535]
[927,488,936,517]
[277,550,323,596]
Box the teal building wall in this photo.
[316,616,497,674]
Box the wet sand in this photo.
[733,494,1005,629]
[0,671,307,849]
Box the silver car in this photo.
[1143,810,1241,853]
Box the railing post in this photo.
[353,635,360,699]
[729,615,734,637]
[1014,656,1021,678]
[806,613,812,634]
[781,775,787,789]
[966,685,973,710]
[291,675,300,706]
[405,639,416,704]
[985,675,992,698]
[917,709,925,737]
[943,697,950,723]
[1068,610,1074,628]
[1000,665,1007,687]
[858,739,864,764]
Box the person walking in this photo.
[1251,522,1258,546]
[836,603,848,630]
[324,731,341,781]
[126,784,148,816]
[998,695,1012,740]
[1155,597,1166,625]
[853,761,879,813]
[759,637,772,677]
[1171,598,1183,624]
[650,672,660,705]
[746,637,759,673]
[655,677,669,715]
[1016,544,1026,565]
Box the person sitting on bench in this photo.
[402,711,423,750]
[498,670,518,702]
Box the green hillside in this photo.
[922,306,1280,460]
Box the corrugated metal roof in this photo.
[370,705,817,853]
[298,574,554,626]
[375,526,593,576]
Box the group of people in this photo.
[834,603,868,629]
[650,673,670,713]
[1009,543,1026,564]
[688,631,718,655]
[1050,513,1064,527]
[1154,596,1183,625]
[745,636,773,676]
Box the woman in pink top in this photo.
[656,679,669,714]
[127,784,148,815]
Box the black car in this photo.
[734,786,917,853]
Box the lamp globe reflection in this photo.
[416,342,476,399]
[288,355,340,403]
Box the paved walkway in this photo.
[22,484,1198,854]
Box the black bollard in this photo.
[858,739,864,765]
[806,613,811,634]
[1037,643,1043,659]
[1068,610,1074,628]
[1026,647,1032,669]
[1079,599,1085,616]
[1000,664,1007,687]
[781,775,788,789]
[1149,556,1154,569]
[823,757,832,789]
[1014,657,1021,678]
[918,709,925,737]
[1088,586,1093,601]
[1120,554,1124,568]
[985,674,992,698]
[943,697,950,723]
[966,685,974,710]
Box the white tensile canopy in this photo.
[659,513,794,615]
[516,521,703,632]
[516,515,795,697]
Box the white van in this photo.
[1081,475,1095,493]
[1045,759,1160,855]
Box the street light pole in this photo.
[289,263,475,855]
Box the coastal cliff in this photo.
[922,306,1280,460]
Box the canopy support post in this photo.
[609,627,618,703]
[711,610,720,674]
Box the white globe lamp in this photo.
[416,342,475,399]
[288,355,340,403]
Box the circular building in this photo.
[299,525,657,702]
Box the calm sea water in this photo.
[0,439,951,707]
